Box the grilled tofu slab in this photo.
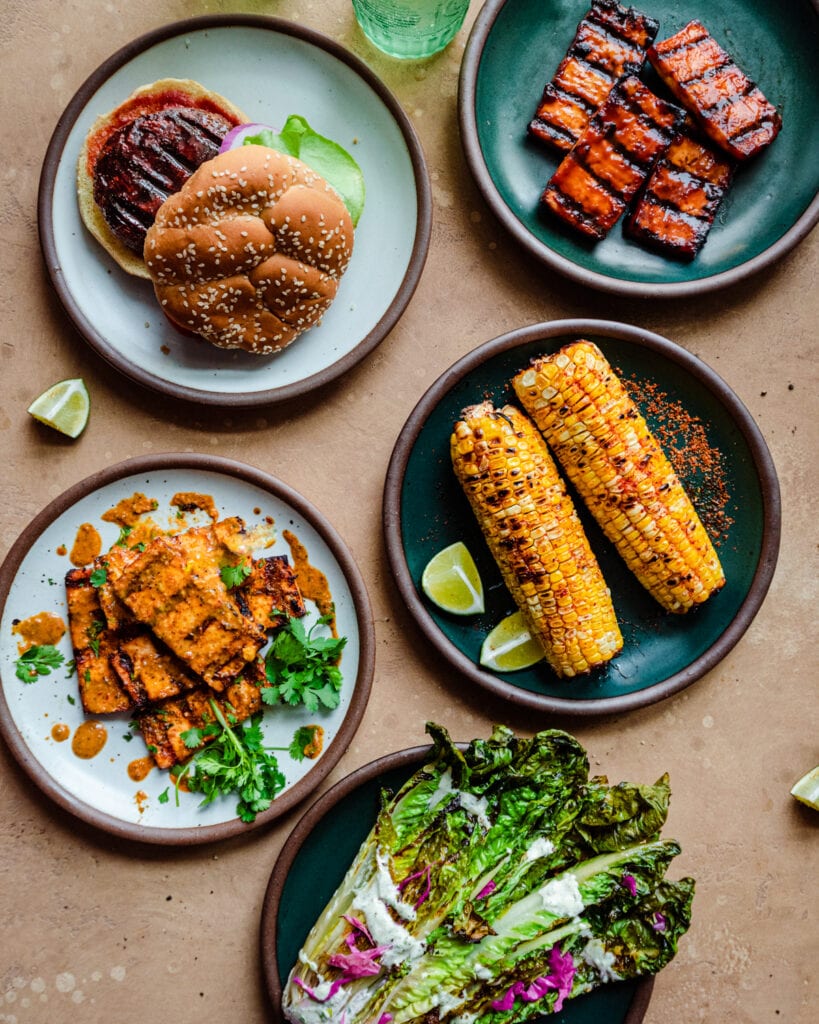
[541,75,685,239]
[648,21,781,161]
[236,554,306,630]
[65,567,132,714]
[529,1,659,152]
[138,660,266,769]
[111,519,267,690]
[627,120,734,259]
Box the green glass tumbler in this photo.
[352,0,470,59]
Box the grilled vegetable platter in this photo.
[383,319,779,714]
[459,0,819,296]
[263,723,693,1024]
[0,455,374,843]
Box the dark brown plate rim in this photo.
[37,14,433,408]
[382,318,781,716]
[457,0,819,299]
[259,744,655,1022]
[0,453,375,845]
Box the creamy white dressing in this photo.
[352,884,424,968]
[427,767,455,809]
[582,937,619,982]
[459,791,491,829]
[539,874,585,918]
[523,836,555,861]
[374,848,416,922]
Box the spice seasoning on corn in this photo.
[513,341,725,614]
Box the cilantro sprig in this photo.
[172,701,285,823]
[15,644,66,683]
[262,613,346,712]
[220,560,252,589]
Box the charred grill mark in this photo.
[627,122,734,259]
[541,76,685,239]
[93,106,234,253]
[528,1,659,151]
[648,21,781,160]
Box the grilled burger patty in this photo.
[92,106,235,254]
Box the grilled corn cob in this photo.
[512,342,725,613]
[451,402,622,678]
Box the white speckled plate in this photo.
[38,16,431,407]
[0,455,374,844]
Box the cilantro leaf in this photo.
[15,644,65,683]
[263,612,346,711]
[89,567,107,588]
[289,725,323,762]
[176,701,285,823]
[86,619,105,657]
[115,526,133,547]
[158,788,170,804]
[220,560,252,589]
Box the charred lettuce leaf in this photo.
[281,723,694,1024]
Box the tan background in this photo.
[1,1,817,1021]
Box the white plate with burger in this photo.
[38,15,432,407]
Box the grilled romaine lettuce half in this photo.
[281,723,694,1023]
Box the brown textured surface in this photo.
[0,2,817,1023]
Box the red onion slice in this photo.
[219,123,273,153]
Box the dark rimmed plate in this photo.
[383,319,780,715]
[458,0,819,297]
[38,15,432,407]
[261,745,655,1023]
[0,454,375,844]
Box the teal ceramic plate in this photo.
[382,320,780,715]
[260,746,654,1022]
[459,0,819,297]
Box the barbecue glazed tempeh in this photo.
[648,21,781,161]
[451,402,622,678]
[111,519,267,690]
[137,660,266,769]
[65,567,132,714]
[529,1,659,152]
[512,342,725,613]
[541,76,686,240]
[626,119,734,259]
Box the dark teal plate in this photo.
[261,747,654,1023]
[382,320,780,715]
[459,0,819,297]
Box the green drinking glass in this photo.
[352,0,470,59]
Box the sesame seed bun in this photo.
[77,79,248,278]
[143,145,354,356]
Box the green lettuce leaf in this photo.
[244,115,365,226]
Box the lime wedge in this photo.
[27,378,90,438]
[791,767,819,811]
[421,542,484,615]
[480,611,545,672]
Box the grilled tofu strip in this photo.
[109,634,201,709]
[627,120,734,259]
[513,342,725,613]
[451,402,622,678]
[648,21,781,161]
[529,1,659,152]
[138,661,266,769]
[65,568,132,714]
[111,519,266,690]
[235,555,306,630]
[542,75,685,239]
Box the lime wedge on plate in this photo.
[791,767,819,811]
[421,542,484,615]
[27,378,90,438]
[480,611,545,672]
